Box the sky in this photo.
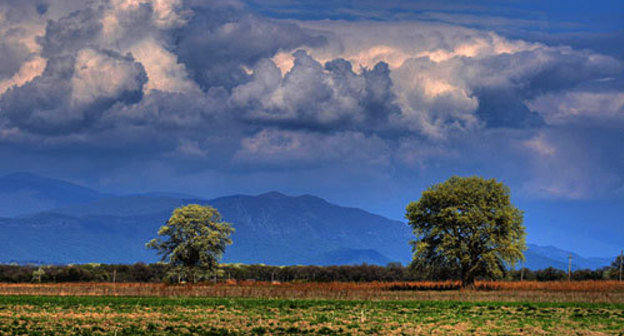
[0,0,623,257]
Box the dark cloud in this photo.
[0,49,146,135]
[175,2,325,90]
[38,6,103,58]
[0,0,622,210]
[0,41,30,79]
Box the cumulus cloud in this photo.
[280,21,622,134]
[71,48,146,106]
[174,2,325,90]
[0,0,622,201]
[0,49,146,134]
[0,1,47,95]
[231,51,399,131]
[527,90,624,125]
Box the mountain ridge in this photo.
[0,172,615,270]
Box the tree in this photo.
[607,254,624,280]
[405,176,526,287]
[32,267,45,283]
[146,204,234,283]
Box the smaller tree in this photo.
[147,204,234,283]
[32,267,45,283]
[607,254,624,280]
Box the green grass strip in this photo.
[1,295,623,310]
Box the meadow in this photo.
[1,281,624,335]
[2,295,624,335]
[2,281,624,303]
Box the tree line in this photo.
[0,262,620,283]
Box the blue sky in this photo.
[0,0,623,257]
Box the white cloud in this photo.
[128,37,199,94]
[266,20,620,138]
[522,133,556,157]
[0,56,46,95]
[527,91,624,125]
[71,48,145,106]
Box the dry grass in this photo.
[1,280,624,303]
[1,295,623,335]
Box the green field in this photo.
[1,296,624,335]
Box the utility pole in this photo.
[619,250,623,282]
[568,254,572,282]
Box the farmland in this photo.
[1,282,624,335]
[2,281,624,303]
[1,295,624,335]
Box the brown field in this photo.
[3,282,624,335]
[2,280,624,303]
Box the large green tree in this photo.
[406,176,526,287]
[147,204,234,283]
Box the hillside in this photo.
[210,192,413,265]
[0,174,614,269]
[0,189,413,265]
[0,172,104,217]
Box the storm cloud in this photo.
[0,0,622,204]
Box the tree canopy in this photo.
[146,204,234,282]
[405,176,526,287]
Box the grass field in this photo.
[2,281,624,303]
[2,282,624,335]
[1,295,624,335]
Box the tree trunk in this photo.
[461,277,476,289]
[461,267,476,289]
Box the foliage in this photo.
[607,254,624,280]
[146,204,234,283]
[31,267,45,283]
[406,176,526,287]
[1,263,619,283]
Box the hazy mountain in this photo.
[523,244,612,271]
[317,249,393,266]
[0,174,615,269]
[0,190,413,265]
[50,195,189,217]
[0,172,104,217]
[210,192,412,265]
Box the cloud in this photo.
[518,130,624,200]
[231,51,399,131]
[0,0,622,202]
[278,21,621,135]
[0,49,146,134]
[71,48,146,106]
[174,2,325,90]
[233,128,391,167]
[527,90,624,125]
[127,37,199,93]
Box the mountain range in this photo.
[0,172,615,270]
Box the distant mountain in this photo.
[210,192,412,265]
[0,174,615,269]
[523,244,612,271]
[0,190,413,265]
[317,249,393,266]
[0,172,104,217]
[49,195,189,217]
